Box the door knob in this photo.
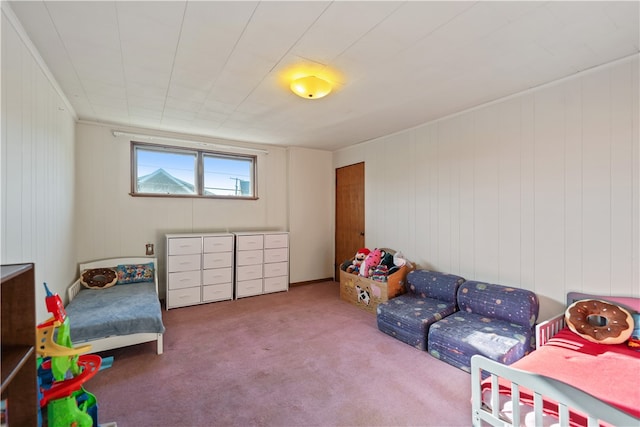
[360,232,365,236]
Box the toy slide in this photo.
[37,319,92,358]
[39,354,101,407]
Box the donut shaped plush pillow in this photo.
[80,268,117,290]
[565,299,634,345]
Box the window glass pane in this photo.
[203,155,254,197]
[136,148,197,195]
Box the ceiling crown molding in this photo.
[2,2,77,120]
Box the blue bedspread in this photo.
[65,282,165,342]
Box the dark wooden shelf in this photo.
[1,263,38,426]
[1,345,35,393]
[1,264,33,281]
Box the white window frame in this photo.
[130,141,257,199]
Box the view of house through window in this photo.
[132,142,256,198]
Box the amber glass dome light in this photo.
[290,75,332,99]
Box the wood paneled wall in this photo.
[287,147,333,283]
[74,126,336,291]
[75,123,290,298]
[334,55,639,319]
[2,9,77,322]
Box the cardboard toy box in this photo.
[339,264,410,314]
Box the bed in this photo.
[64,257,165,355]
[471,292,640,427]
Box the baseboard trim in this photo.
[290,277,335,287]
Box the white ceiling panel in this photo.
[116,1,187,30]
[167,69,212,94]
[84,80,127,100]
[129,106,162,120]
[588,31,639,61]
[45,2,119,48]
[484,1,545,23]
[166,84,209,106]
[378,1,476,46]
[290,1,401,64]
[235,1,329,61]
[125,63,172,88]
[195,110,227,124]
[429,2,509,46]
[5,0,639,151]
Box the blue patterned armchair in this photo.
[427,281,539,372]
[376,270,465,350]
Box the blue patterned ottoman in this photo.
[376,270,465,350]
[427,281,539,372]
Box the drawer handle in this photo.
[180,278,191,282]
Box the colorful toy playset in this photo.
[36,283,102,427]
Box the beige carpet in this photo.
[88,281,472,427]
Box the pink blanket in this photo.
[482,327,640,425]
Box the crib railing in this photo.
[535,313,565,348]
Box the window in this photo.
[131,142,256,199]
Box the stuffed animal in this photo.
[346,248,370,274]
[359,248,382,278]
[379,249,395,269]
[393,251,407,267]
[371,264,389,282]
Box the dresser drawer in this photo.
[168,254,201,273]
[168,237,201,255]
[168,270,200,290]
[202,283,232,302]
[237,279,263,298]
[237,234,264,251]
[236,249,263,266]
[203,267,232,285]
[264,233,288,249]
[264,276,288,294]
[264,248,288,264]
[203,235,233,253]
[264,262,288,278]
[168,287,201,308]
[203,252,233,269]
[237,264,262,281]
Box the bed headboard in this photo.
[77,257,159,294]
[566,292,640,312]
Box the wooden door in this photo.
[335,162,365,280]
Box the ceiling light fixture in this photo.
[290,75,332,99]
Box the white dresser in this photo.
[165,233,234,309]
[234,231,289,299]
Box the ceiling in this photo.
[7,1,639,152]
